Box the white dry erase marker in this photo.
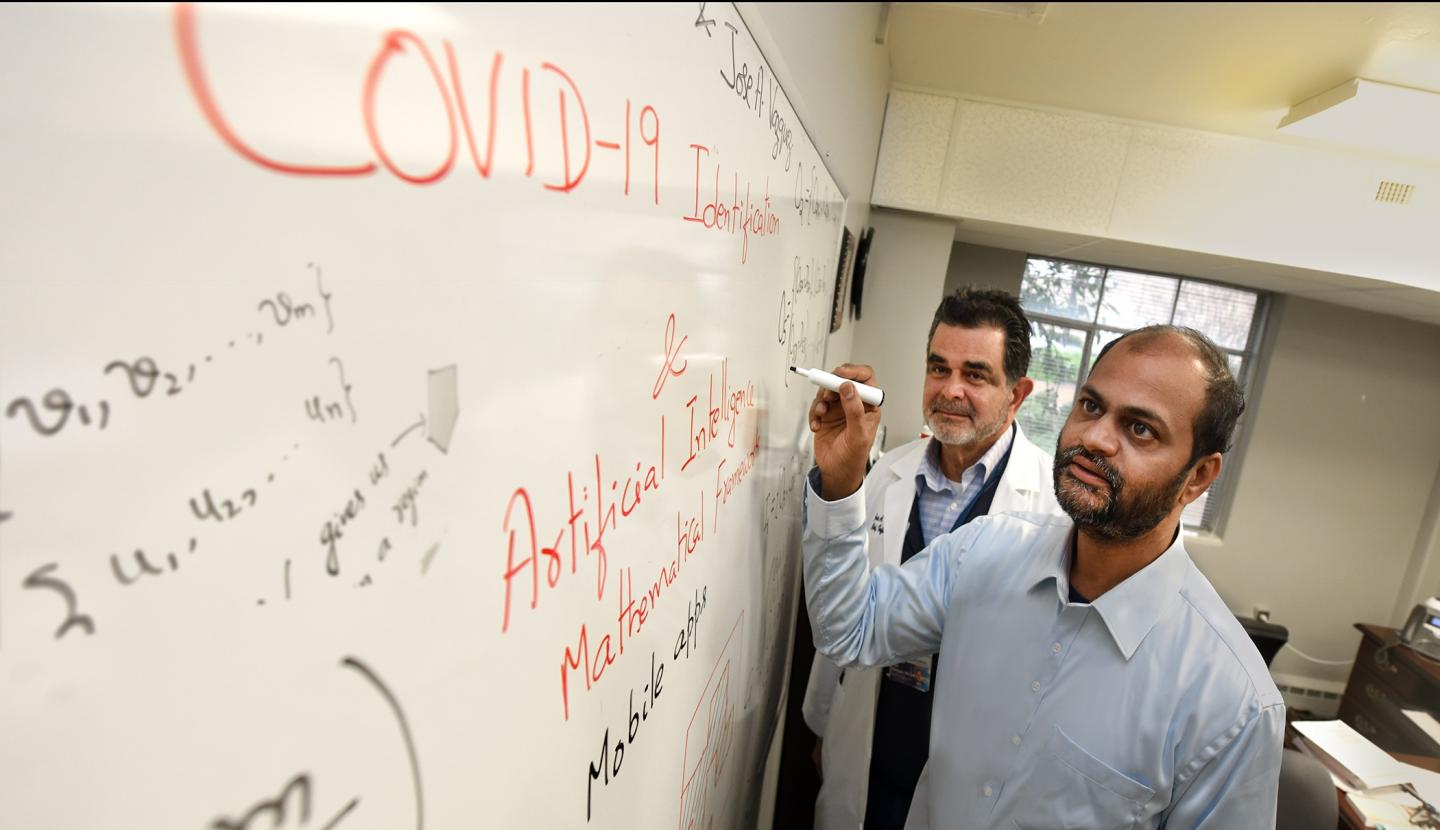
[790,366,885,407]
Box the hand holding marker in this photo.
[790,366,885,407]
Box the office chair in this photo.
[1238,615,1289,666]
[1276,748,1338,830]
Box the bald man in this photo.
[801,325,1283,829]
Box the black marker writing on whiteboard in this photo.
[789,367,885,407]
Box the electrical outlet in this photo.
[1253,605,1271,622]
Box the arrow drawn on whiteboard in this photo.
[390,366,458,453]
[391,415,426,448]
[341,656,425,830]
[426,365,458,453]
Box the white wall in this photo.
[849,209,958,450]
[741,3,893,369]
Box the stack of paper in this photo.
[1293,719,1440,828]
[1292,720,1415,791]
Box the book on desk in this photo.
[1293,719,1440,827]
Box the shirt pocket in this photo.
[1009,726,1155,830]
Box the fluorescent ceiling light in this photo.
[1278,78,1440,161]
[938,3,1050,22]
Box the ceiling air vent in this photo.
[1375,180,1414,205]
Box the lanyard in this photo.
[901,424,1017,562]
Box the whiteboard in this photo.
[0,4,845,828]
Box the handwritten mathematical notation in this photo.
[16,412,442,642]
[306,357,358,425]
[14,378,449,646]
[208,656,421,830]
[4,264,336,440]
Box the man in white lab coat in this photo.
[802,288,1064,830]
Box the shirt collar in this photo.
[916,422,1016,495]
[1028,526,1191,661]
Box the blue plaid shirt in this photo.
[914,424,1015,545]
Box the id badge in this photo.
[885,654,933,693]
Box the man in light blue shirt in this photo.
[802,325,1284,829]
[802,289,1062,830]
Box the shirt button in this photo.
[1052,642,1062,654]
[948,502,958,511]
[983,784,994,798]
[1031,680,1041,692]
[1012,734,1022,746]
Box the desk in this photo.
[1285,724,1440,830]
[1323,622,1440,829]
[1339,624,1440,757]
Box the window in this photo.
[1017,257,1267,532]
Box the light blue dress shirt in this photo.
[802,474,1285,829]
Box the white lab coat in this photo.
[801,422,1063,830]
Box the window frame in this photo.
[1017,255,1271,535]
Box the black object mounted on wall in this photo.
[850,226,874,321]
[830,227,855,333]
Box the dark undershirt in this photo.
[1065,525,1178,606]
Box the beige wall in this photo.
[945,241,1029,296]
[940,241,1440,687]
[1395,470,1440,623]
[849,209,958,451]
[1189,296,1440,684]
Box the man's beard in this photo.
[926,400,1007,449]
[1053,445,1190,540]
